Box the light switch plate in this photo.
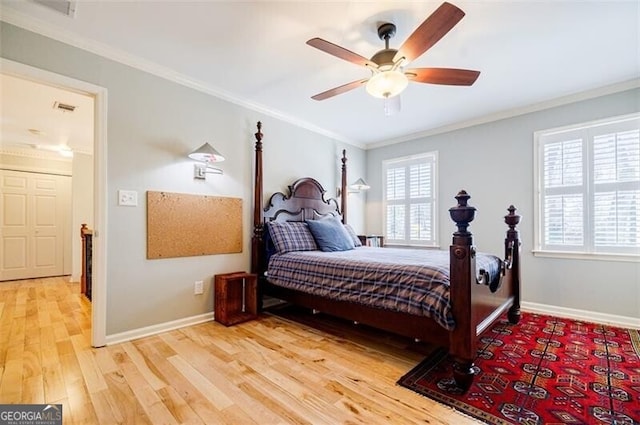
[118,190,138,206]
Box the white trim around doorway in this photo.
[1,58,108,347]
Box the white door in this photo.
[0,170,71,281]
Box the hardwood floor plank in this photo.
[0,358,23,403]
[121,341,167,391]
[21,374,45,404]
[156,386,206,425]
[102,370,153,425]
[42,363,67,403]
[241,363,351,425]
[111,345,179,425]
[22,342,42,383]
[64,377,100,425]
[167,355,233,411]
[88,389,121,424]
[59,352,84,395]
[70,334,108,393]
[92,346,120,375]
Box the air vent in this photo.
[53,101,77,113]
[32,0,77,18]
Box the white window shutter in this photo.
[383,153,437,247]
[536,113,640,257]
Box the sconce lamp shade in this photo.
[349,178,370,191]
[188,142,225,162]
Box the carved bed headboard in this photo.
[263,178,341,223]
[251,121,348,275]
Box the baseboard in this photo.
[105,312,214,345]
[522,301,640,330]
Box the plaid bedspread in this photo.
[267,247,502,330]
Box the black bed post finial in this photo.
[504,205,520,240]
[255,121,263,149]
[341,149,347,224]
[449,190,476,238]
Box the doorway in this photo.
[1,58,107,347]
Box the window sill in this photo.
[385,244,441,250]
[532,250,639,263]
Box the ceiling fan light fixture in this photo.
[365,70,408,99]
[307,3,479,101]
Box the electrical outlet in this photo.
[194,280,204,295]
[118,190,138,206]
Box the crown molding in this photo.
[0,9,362,149]
[0,145,73,161]
[368,78,640,150]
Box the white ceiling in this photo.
[0,73,94,155]
[1,1,638,148]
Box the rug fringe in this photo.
[396,383,500,425]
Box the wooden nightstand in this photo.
[358,235,384,247]
[214,272,258,326]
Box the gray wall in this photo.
[1,22,365,335]
[366,88,640,319]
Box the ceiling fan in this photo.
[307,2,480,103]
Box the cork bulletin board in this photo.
[147,191,242,259]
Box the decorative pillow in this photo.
[343,223,363,247]
[267,221,318,254]
[306,217,355,252]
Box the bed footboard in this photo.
[448,191,521,391]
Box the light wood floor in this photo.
[0,276,480,424]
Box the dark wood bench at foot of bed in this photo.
[249,121,522,391]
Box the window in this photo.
[534,113,640,260]
[383,152,438,247]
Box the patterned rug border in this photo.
[397,313,640,425]
[398,346,509,425]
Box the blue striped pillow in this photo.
[267,221,318,254]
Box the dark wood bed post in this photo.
[505,205,522,324]
[251,121,263,275]
[448,190,476,391]
[340,149,347,224]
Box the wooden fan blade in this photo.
[394,2,465,64]
[311,78,369,101]
[405,68,480,86]
[307,38,376,68]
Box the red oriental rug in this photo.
[397,313,640,424]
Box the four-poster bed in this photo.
[250,121,522,391]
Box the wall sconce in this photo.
[188,142,224,179]
[337,178,371,196]
[350,178,370,192]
